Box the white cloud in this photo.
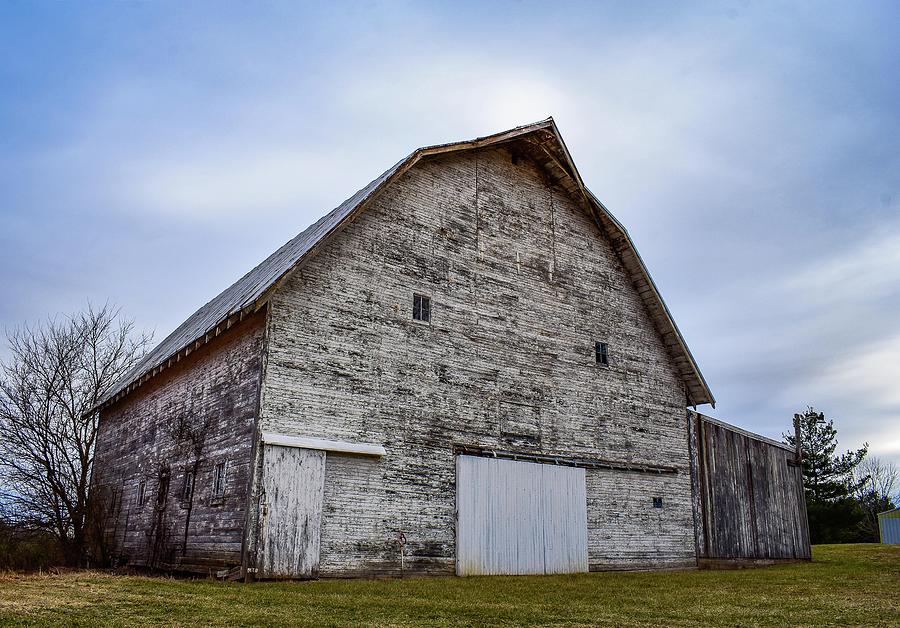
[782,227,900,307]
[777,331,900,457]
[816,335,900,406]
[334,57,581,138]
[114,145,350,218]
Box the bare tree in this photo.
[0,304,151,565]
[852,456,899,541]
[853,456,899,502]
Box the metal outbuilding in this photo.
[878,508,900,544]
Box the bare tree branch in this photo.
[851,456,899,541]
[0,303,151,565]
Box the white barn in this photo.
[90,119,809,578]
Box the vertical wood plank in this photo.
[456,455,587,576]
[697,416,810,561]
[258,445,326,578]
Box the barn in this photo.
[89,118,810,578]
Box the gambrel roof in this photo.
[90,118,715,413]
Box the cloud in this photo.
[782,228,900,308]
[324,54,582,145]
[778,331,900,458]
[814,332,900,410]
[692,221,900,459]
[113,145,350,218]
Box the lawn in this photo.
[0,544,897,627]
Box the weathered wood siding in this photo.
[92,313,265,573]
[257,444,325,578]
[586,466,696,570]
[690,412,811,561]
[255,146,698,576]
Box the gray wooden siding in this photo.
[257,146,698,575]
[586,468,698,570]
[317,453,425,576]
[92,313,265,573]
[691,413,811,560]
[258,445,325,578]
[456,455,588,576]
[91,121,712,417]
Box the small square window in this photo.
[595,341,609,366]
[413,294,431,323]
[213,462,227,499]
[652,496,663,509]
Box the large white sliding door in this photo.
[456,455,588,576]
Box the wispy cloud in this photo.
[780,330,900,457]
[783,227,900,309]
[115,145,350,218]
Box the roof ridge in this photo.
[89,119,714,413]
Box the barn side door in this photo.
[258,444,326,579]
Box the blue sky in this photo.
[1,1,898,463]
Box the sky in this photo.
[1,1,898,464]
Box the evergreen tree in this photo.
[783,407,868,502]
[783,407,869,543]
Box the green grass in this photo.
[0,544,897,627]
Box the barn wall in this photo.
[92,313,265,573]
[690,412,811,562]
[257,146,697,575]
[586,467,696,570]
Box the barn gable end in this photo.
[87,119,712,418]
[252,145,698,575]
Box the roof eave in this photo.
[539,121,714,406]
[589,189,715,407]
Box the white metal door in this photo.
[456,455,588,576]
[258,445,326,578]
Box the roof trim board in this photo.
[88,118,714,414]
[691,411,793,452]
[260,432,386,457]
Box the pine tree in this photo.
[783,407,869,543]
[784,407,868,501]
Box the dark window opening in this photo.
[182,470,194,502]
[137,481,146,509]
[156,473,170,508]
[413,294,431,323]
[213,462,227,499]
[652,496,663,508]
[595,341,609,366]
